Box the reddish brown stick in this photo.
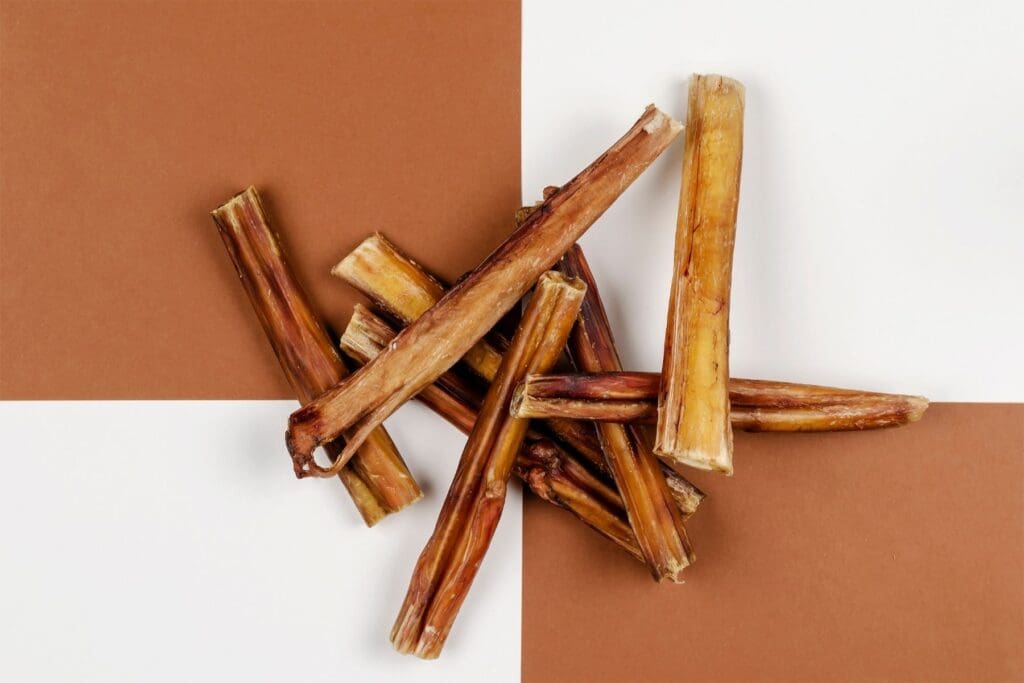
[286,105,683,477]
[210,187,421,526]
[561,245,694,580]
[391,272,586,659]
[513,372,930,430]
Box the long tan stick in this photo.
[561,245,694,580]
[287,106,682,477]
[210,187,421,526]
[335,241,704,518]
[657,75,745,475]
[391,272,586,659]
[514,372,930,431]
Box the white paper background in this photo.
[0,402,521,682]
[523,0,1024,402]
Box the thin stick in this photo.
[514,372,930,431]
[334,233,704,517]
[210,187,421,526]
[287,106,683,477]
[561,245,694,580]
[391,272,586,659]
[657,74,745,475]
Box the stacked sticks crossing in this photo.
[212,75,928,659]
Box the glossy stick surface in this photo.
[391,272,585,658]
[657,75,745,474]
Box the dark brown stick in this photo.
[391,272,585,659]
[561,245,694,581]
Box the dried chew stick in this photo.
[656,75,745,475]
[391,272,586,659]
[560,245,694,580]
[513,372,930,431]
[334,241,703,517]
[339,303,656,560]
[286,105,682,477]
[210,187,421,526]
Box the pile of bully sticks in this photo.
[211,75,928,659]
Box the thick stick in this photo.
[514,372,930,431]
[561,246,694,580]
[339,304,675,561]
[391,272,586,659]
[287,105,682,477]
[657,75,745,475]
[210,187,421,526]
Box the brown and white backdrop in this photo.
[1,1,1021,681]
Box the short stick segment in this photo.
[390,272,586,659]
[287,105,682,477]
[657,74,745,474]
[210,187,421,526]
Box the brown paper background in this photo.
[523,403,1024,682]
[0,0,520,399]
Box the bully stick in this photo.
[339,304,683,561]
[334,251,704,519]
[656,75,745,475]
[514,372,930,431]
[286,105,682,477]
[210,187,421,526]
[391,272,586,659]
[561,245,694,580]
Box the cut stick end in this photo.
[210,185,259,217]
[509,381,527,418]
[658,445,734,476]
[330,232,387,281]
[642,104,683,136]
[906,396,930,423]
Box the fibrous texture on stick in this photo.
[391,272,586,658]
[334,236,703,517]
[561,245,694,581]
[210,187,421,526]
[286,105,682,477]
[339,304,669,561]
[514,372,930,431]
[657,74,745,475]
